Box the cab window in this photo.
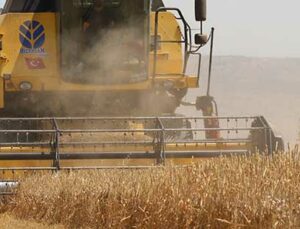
[2,0,57,13]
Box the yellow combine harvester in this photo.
[0,0,283,187]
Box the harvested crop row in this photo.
[1,153,300,228]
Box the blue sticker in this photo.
[19,20,46,54]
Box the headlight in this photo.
[19,81,32,91]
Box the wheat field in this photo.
[1,152,300,228]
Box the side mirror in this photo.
[195,33,208,45]
[195,0,207,21]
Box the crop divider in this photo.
[51,118,61,170]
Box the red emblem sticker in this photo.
[25,57,45,69]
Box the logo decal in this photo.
[19,20,46,54]
[25,57,45,69]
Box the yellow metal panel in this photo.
[0,13,59,78]
[0,11,198,96]
[0,78,3,108]
[150,12,183,75]
[154,75,199,89]
[4,76,151,92]
[186,76,199,88]
[0,142,251,155]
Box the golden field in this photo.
[1,152,300,228]
[0,214,63,229]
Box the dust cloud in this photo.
[178,56,300,144]
[61,18,146,84]
[49,5,149,116]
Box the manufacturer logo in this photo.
[19,20,46,54]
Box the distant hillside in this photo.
[178,56,300,144]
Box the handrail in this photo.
[152,7,192,82]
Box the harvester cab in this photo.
[61,0,148,84]
[0,0,284,186]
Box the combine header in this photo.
[0,116,282,173]
[0,0,283,192]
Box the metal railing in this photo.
[152,7,192,81]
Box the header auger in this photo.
[0,0,283,189]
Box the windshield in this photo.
[61,0,150,84]
[2,0,56,13]
[0,0,162,14]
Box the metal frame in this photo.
[152,7,192,81]
[0,116,277,171]
[152,7,216,88]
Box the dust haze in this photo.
[178,56,300,144]
[50,1,149,116]
[32,1,300,145]
[61,23,146,84]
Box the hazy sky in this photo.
[0,0,299,57]
[163,0,300,58]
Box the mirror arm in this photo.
[207,27,215,96]
[200,21,203,34]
